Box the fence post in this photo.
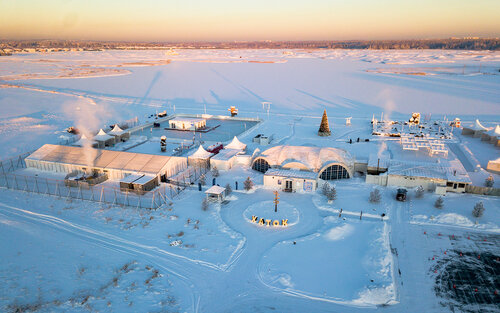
[14,174,20,189]
[125,189,129,207]
[55,182,61,198]
[100,186,104,203]
[90,186,95,201]
[45,178,50,195]
[34,176,40,193]
[24,176,29,192]
[9,159,14,172]
[113,190,118,206]
[0,161,5,175]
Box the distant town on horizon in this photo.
[1,38,499,55]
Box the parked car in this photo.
[396,188,407,201]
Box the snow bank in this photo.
[324,224,354,241]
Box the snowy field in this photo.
[0,49,499,312]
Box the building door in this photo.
[285,180,293,191]
[453,183,457,189]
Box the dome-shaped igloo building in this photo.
[251,145,354,180]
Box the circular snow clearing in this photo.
[243,200,299,228]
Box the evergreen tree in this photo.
[434,196,444,209]
[244,177,254,191]
[321,182,330,195]
[199,174,206,186]
[211,166,219,178]
[485,175,494,187]
[225,183,232,195]
[369,188,381,203]
[318,109,331,136]
[472,201,485,218]
[327,186,337,202]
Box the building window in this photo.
[458,183,465,188]
[277,180,281,185]
[319,164,350,180]
[446,182,454,187]
[252,158,270,173]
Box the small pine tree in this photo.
[434,196,444,209]
[244,177,254,191]
[211,166,219,178]
[472,201,485,218]
[415,186,425,198]
[327,186,337,202]
[369,188,381,203]
[321,182,330,195]
[485,175,494,187]
[225,183,232,195]
[199,174,206,186]
[201,198,208,211]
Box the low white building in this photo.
[93,129,115,148]
[25,144,187,182]
[187,145,213,169]
[108,124,130,142]
[366,156,471,194]
[168,117,206,130]
[210,149,241,171]
[264,168,318,192]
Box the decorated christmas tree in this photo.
[318,109,331,136]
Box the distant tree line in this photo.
[1,38,499,51]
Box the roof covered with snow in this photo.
[225,136,246,150]
[169,117,205,123]
[371,156,471,183]
[467,119,489,131]
[265,168,318,180]
[189,145,213,159]
[26,144,186,175]
[211,148,241,161]
[93,129,114,141]
[109,124,124,136]
[205,185,226,195]
[486,125,500,137]
[255,145,354,172]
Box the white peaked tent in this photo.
[108,124,130,142]
[225,136,247,151]
[93,129,115,147]
[462,119,489,137]
[481,125,500,145]
[72,134,97,148]
[188,145,213,168]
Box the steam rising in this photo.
[63,97,113,170]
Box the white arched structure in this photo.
[252,145,354,180]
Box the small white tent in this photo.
[108,124,130,142]
[462,119,489,137]
[72,134,97,148]
[188,145,213,168]
[225,136,247,151]
[482,125,500,144]
[93,129,115,148]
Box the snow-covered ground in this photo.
[0,49,499,312]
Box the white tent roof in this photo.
[189,145,213,159]
[93,129,114,141]
[471,119,488,131]
[205,185,226,195]
[109,124,124,136]
[225,136,246,150]
[73,134,96,147]
[256,145,354,172]
[486,125,500,137]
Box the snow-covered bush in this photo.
[485,175,494,187]
[326,186,337,202]
[225,183,232,195]
[472,201,485,218]
[321,182,330,195]
[415,185,425,198]
[369,188,381,203]
[201,198,208,211]
[244,177,254,191]
[211,166,219,178]
[434,196,444,209]
[199,174,206,186]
